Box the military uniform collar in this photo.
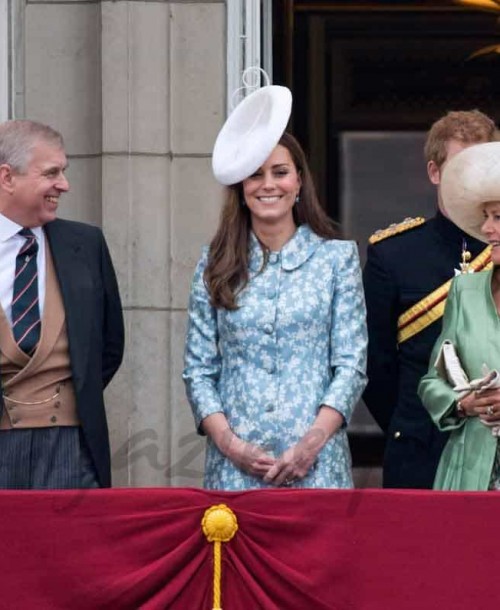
[248,224,323,272]
[434,210,473,244]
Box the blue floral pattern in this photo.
[183,224,368,489]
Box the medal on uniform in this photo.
[454,239,474,275]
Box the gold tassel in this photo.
[202,504,238,610]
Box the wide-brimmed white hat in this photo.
[212,84,292,185]
[441,141,500,243]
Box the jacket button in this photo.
[265,403,274,412]
[394,431,401,439]
[269,253,279,265]
[50,416,57,423]
[263,324,274,334]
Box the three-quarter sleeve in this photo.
[418,278,466,432]
[182,250,224,431]
[320,241,368,424]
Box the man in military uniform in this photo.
[363,109,497,488]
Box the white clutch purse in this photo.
[434,340,500,435]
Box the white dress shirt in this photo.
[0,213,46,326]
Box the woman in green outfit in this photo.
[419,140,500,491]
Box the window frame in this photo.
[0,0,9,121]
[226,0,273,114]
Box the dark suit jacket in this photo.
[0,218,124,487]
[362,212,484,488]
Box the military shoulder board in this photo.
[368,216,426,245]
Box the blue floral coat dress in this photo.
[183,224,368,489]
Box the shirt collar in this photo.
[0,213,44,243]
[248,224,323,272]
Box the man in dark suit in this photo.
[363,109,497,488]
[0,119,124,488]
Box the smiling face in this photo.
[481,201,500,265]
[242,144,301,232]
[0,139,69,227]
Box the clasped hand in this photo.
[459,387,500,423]
[225,428,326,486]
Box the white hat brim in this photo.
[441,141,500,243]
[212,85,292,186]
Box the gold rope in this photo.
[202,504,238,610]
[213,540,222,608]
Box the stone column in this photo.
[102,0,225,487]
[25,0,102,225]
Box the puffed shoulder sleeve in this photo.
[418,278,466,432]
[321,240,368,424]
[182,249,223,431]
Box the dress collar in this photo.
[248,224,324,272]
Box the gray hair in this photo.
[0,120,64,173]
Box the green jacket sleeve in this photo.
[418,278,467,432]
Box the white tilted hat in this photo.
[212,69,292,186]
[441,141,500,243]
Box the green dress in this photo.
[418,269,499,491]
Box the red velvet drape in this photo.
[0,488,498,609]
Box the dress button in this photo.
[263,323,274,334]
[269,253,279,264]
[50,416,57,423]
[266,363,275,374]
[394,431,401,439]
[265,403,274,412]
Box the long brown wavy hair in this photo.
[204,131,341,310]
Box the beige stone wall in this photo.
[22,0,226,486]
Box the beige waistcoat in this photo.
[0,237,79,429]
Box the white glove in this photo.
[435,342,500,436]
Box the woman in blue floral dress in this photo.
[183,131,367,490]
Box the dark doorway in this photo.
[273,0,500,223]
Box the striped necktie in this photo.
[12,228,41,355]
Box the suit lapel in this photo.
[44,221,91,392]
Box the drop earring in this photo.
[295,193,300,205]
